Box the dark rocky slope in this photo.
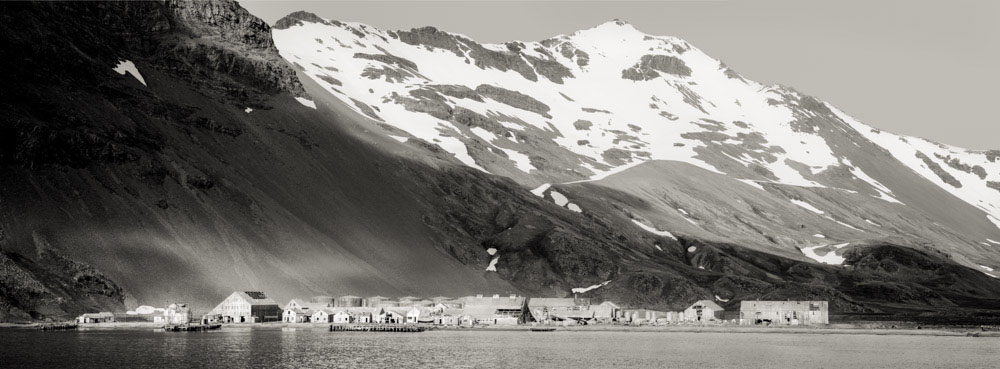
[1,235,126,322]
[0,1,998,323]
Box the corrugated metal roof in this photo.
[235,291,278,305]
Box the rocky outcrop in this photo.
[1,245,126,322]
[475,85,552,118]
[0,0,304,101]
[622,54,692,80]
[916,152,962,188]
[163,0,305,96]
[273,10,334,30]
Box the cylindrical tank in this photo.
[365,296,388,307]
[336,295,363,307]
[310,296,335,305]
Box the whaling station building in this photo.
[206,291,282,323]
[738,300,829,325]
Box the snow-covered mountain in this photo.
[272,14,1000,274]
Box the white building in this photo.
[684,300,725,322]
[208,291,281,323]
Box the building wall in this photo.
[739,301,829,325]
[211,294,253,323]
[312,311,331,323]
[251,305,282,323]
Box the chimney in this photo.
[492,294,499,299]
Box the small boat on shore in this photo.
[329,324,426,332]
[163,323,222,332]
[530,327,557,332]
[39,323,78,331]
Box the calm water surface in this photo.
[1,329,997,368]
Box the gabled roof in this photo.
[312,308,337,315]
[598,301,620,308]
[688,300,724,311]
[235,291,278,305]
[286,298,308,309]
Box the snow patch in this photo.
[550,190,570,206]
[567,203,582,212]
[987,239,1000,245]
[825,216,862,231]
[848,164,903,204]
[486,255,500,271]
[295,97,317,109]
[389,135,408,143]
[863,218,882,227]
[980,265,997,278]
[112,60,146,86]
[813,234,826,238]
[989,216,1000,232]
[737,179,766,191]
[800,243,849,265]
[531,183,551,197]
[486,247,497,256]
[498,147,534,173]
[790,199,824,214]
[687,246,697,253]
[715,295,730,302]
[244,107,253,114]
[571,280,611,294]
[632,219,677,240]
[470,127,497,142]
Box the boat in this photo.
[329,324,426,332]
[39,323,78,331]
[163,323,222,332]
[530,327,557,332]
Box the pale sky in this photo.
[241,0,999,150]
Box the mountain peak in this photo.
[585,19,643,34]
[274,10,330,30]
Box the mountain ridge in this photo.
[270,11,1000,277]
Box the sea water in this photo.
[0,329,997,368]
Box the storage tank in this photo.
[310,296,335,305]
[365,296,388,307]
[336,295,363,307]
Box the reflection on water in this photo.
[1,329,997,368]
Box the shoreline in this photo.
[2,322,996,337]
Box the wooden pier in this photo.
[329,324,426,332]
